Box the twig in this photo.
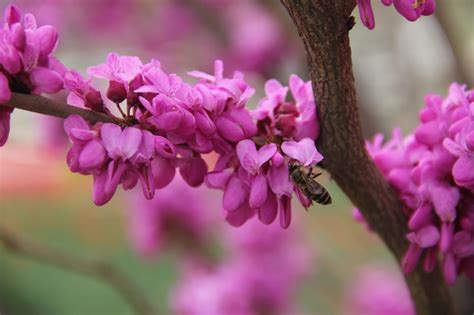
[2,93,122,125]
[279,1,454,314]
[0,226,158,315]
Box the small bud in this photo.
[107,80,127,103]
[85,90,105,112]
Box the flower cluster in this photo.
[126,175,218,257]
[360,83,474,284]
[344,265,415,315]
[357,0,436,30]
[15,0,290,75]
[206,75,324,229]
[127,175,314,315]
[61,55,326,228]
[171,217,313,315]
[0,4,65,146]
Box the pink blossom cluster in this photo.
[127,176,313,315]
[171,256,308,315]
[344,265,415,315]
[61,54,324,228]
[206,75,323,229]
[126,175,218,258]
[0,4,65,146]
[357,0,436,30]
[170,215,313,315]
[360,83,474,284]
[14,0,289,74]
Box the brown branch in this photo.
[2,93,121,124]
[0,226,158,315]
[279,1,454,315]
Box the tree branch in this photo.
[279,1,454,314]
[0,226,158,315]
[2,93,121,124]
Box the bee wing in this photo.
[304,179,324,195]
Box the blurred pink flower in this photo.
[171,217,314,315]
[126,175,218,258]
[344,265,415,315]
[357,0,436,29]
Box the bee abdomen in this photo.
[308,188,332,205]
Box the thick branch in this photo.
[0,226,158,315]
[2,93,121,124]
[279,1,454,315]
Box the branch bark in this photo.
[279,1,454,314]
[0,226,158,315]
[2,93,121,124]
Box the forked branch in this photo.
[279,1,454,314]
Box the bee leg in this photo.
[310,172,322,179]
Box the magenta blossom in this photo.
[253,74,319,141]
[357,0,436,30]
[0,3,328,231]
[358,83,474,284]
[126,175,217,258]
[345,265,415,315]
[171,217,313,315]
[0,4,66,146]
[207,136,326,228]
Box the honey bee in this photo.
[288,162,332,205]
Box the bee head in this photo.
[288,161,299,173]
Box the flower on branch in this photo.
[0,4,66,146]
[356,83,474,284]
[357,0,436,30]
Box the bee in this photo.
[288,162,332,205]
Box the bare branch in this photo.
[2,93,122,124]
[279,1,454,314]
[0,226,158,315]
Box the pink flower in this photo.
[360,82,474,284]
[0,72,12,147]
[357,0,375,30]
[126,175,216,257]
[267,163,294,228]
[171,215,313,315]
[253,74,319,141]
[236,140,276,175]
[357,0,436,30]
[134,65,186,99]
[282,138,323,166]
[444,129,474,190]
[101,123,155,200]
[64,70,105,112]
[345,265,415,315]
[88,52,142,86]
[0,4,65,147]
[64,115,107,173]
[0,105,13,147]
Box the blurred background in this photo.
[0,0,473,314]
